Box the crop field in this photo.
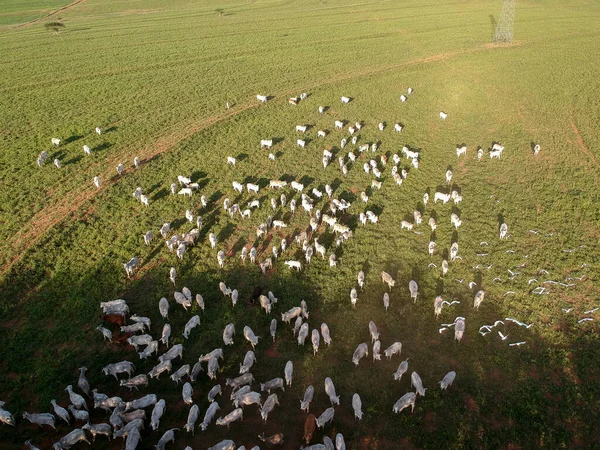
[0,0,599,448]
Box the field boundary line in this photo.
[0,42,503,278]
[8,0,86,30]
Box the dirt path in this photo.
[10,0,86,30]
[0,43,501,278]
[570,115,599,169]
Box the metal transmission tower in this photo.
[493,0,516,43]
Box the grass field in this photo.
[1,0,599,448]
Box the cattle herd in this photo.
[4,88,591,450]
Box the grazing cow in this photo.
[451,213,462,229]
[352,393,363,420]
[455,317,466,341]
[341,96,351,104]
[384,342,402,359]
[428,217,437,232]
[477,147,484,160]
[394,123,403,133]
[140,194,149,207]
[434,191,451,204]
[473,290,485,309]
[123,256,139,278]
[446,169,453,183]
[534,144,541,155]
[382,271,395,290]
[335,120,344,129]
[133,156,140,168]
[260,139,273,149]
[51,138,61,147]
[440,111,448,120]
[450,242,459,262]
[22,412,56,429]
[456,145,467,157]
[316,407,335,429]
[296,125,307,133]
[319,106,324,114]
[413,210,422,225]
[411,371,426,396]
[247,183,259,194]
[400,95,407,102]
[257,94,268,103]
[490,148,503,159]
[451,190,462,204]
[352,343,368,365]
[318,130,326,138]
[409,280,419,302]
[83,145,91,156]
[227,156,236,166]
[440,371,456,390]
[499,222,508,239]
[297,139,306,148]
[93,176,100,188]
[428,241,436,256]
[324,378,340,405]
[393,392,416,414]
[270,180,287,189]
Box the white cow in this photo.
[434,191,451,204]
[257,94,268,103]
[409,280,419,302]
[500,222,508,239]
[456,145,467,157]
[341,96,351,103]
[296,125,307,133]
[400,220,413,231]
[440,111,448,120]
[247,183,259,194]
[394,123,403,133]
[334,120,343,129]
[260,139,273,149]
[297,139,306,148]
[227,156,236,166]
[51,137,61,147]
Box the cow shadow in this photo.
[299,175,315,186]
[64,134,83,144]
[237,153,249,162]
[191,171,207,181]
[152,188,169,202]
[63,155,83,165]
[218,223,236,242]
[93,142,112,153]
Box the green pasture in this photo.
[0,0,599,448]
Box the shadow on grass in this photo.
[0,247,599,449]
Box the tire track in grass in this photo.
[570,115,599,170]
[8,0,86,30]
[0,43,503,278]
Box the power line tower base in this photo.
[493,0,516,43]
